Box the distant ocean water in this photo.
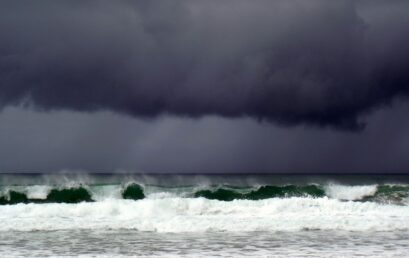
[1,173,409,257]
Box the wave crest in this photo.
[122,183,145,200]
[1,182,409,205]
[194,185,325,201]
[0,186,93,205]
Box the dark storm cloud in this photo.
[2,103,409,173]
[0,0,409,130]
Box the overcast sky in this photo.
[0,0,409,173]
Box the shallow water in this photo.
[1,230,408,257]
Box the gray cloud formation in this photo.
[2,103,409,173]
[1,0,409,130]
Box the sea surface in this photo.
[1,173,409,257]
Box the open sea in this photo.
[1,173,409,257]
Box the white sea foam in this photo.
[25,185,52,199]
[1,197,409,232]
[324,184,378,200]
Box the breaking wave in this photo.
[1,182,409,205]
[194,185,325,201]
[0,183,145,205]
[2,177,409,232]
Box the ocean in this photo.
[1,173,409,257]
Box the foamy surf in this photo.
[324,184,378,200]
[1,197,409,232]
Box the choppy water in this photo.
[1,230,409,257]
[1,173,409,257]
